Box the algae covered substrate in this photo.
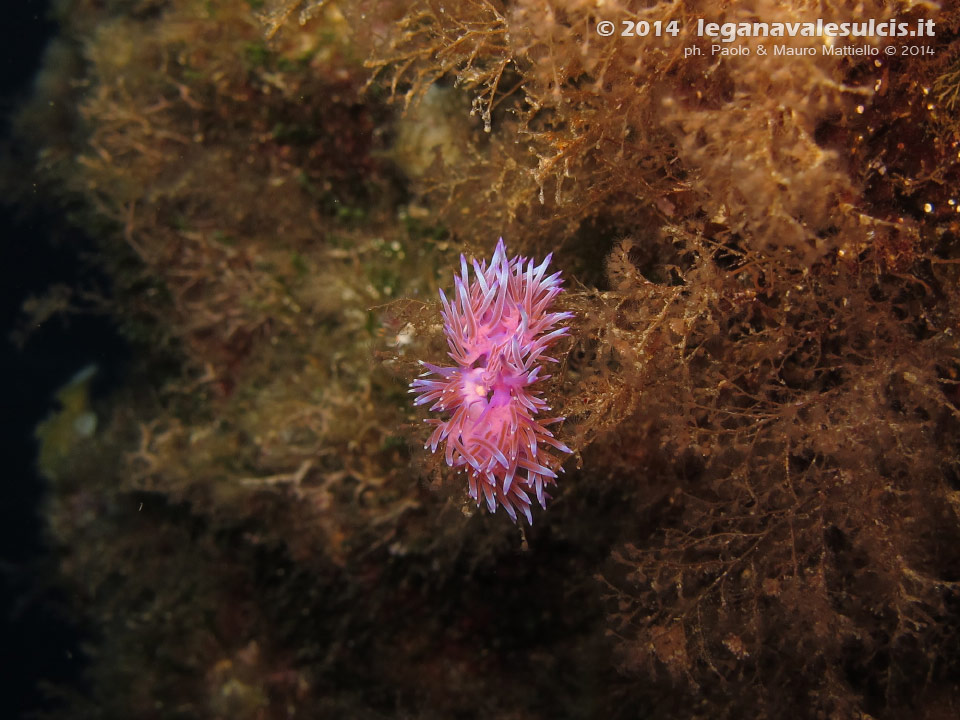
[5,1,960,719]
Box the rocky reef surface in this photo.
[11,1,960,717]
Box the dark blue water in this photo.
[1,2,126,715]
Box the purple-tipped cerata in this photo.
[410,238,573,524]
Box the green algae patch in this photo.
[35,365,99,483]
